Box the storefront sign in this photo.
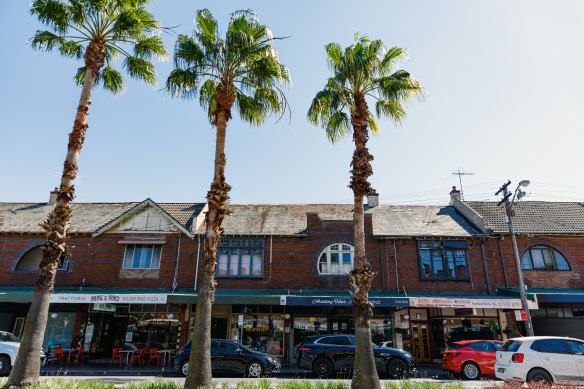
[92,303,116,313]
[286,296,409,307]
[50,293,167,304]
[410,297,538,309]
[280,295,287,305]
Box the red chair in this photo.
[70,347,84,365]
[50,348,65,365]
[148,347,161,366]
[130,349,146,366]
[109,348,124,366]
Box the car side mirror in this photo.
[236,348,243,354]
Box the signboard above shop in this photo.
[286,296,409,307]
[50,293,167,304]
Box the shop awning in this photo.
[499,287,584,304]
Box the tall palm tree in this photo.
[308,34,424,389]
[166,9,289,389]
[5,1,166,387]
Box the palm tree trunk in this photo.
[349,93,380,389]
[4,43,104,389]
[186,84,234,389]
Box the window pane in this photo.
[330,253,340,274]
[521,251,533,269]
[342,253,352,272]
[542,249,555,270]
[420,251,432,278]
[217,250,228,275]
[252,249,262,276]
[432,250,444,277]
[240,250,251,276]
[454,250,468,279]
[342,245,351,251]
[229,249,240,275]
[330,245,339,251]
[133,246,152,268]
[445,251,455,278]
[554,250,570,270]
[151,245,161,269]
[531,249,545,269]
[532,339,568,354]
[319,253,328,274]
[123,245,134,268]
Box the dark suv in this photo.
[297,334,415,378]
[173,339,281,377]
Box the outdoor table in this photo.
[157,349,175,365]
[119,349,135,366]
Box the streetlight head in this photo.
[519,180,530,187]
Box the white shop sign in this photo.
[50,293,167,304]
[409,297,538,310]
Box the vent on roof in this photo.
[48,187,58,204]
[367,192,379,207]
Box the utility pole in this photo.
[496,180,534,336]
[452,170,474,200]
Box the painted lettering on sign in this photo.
[50,293,168,304]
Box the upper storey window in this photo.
[122,244,162,269]
[318,243,354,275]
[216,239,264,278]
[417,240,469,281]
[15,246,68,272]
[521,246,570,270]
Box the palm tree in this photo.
[5,1,166,387]
[166,9,289,389]
[308,34,424,389]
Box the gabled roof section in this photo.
[465,201,584,235]
[192,204,484,237]
[0,201,205,236]
[91,199,198,237]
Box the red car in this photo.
[441,340,503,380]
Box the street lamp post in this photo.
[496,180,535,337]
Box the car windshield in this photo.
[0,332,20,342]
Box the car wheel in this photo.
[0,355,10,376]
[387,358,408,379]
[247,361,264,378]
[527,368,553,384]
[313,358,333,378]
[180,361,189,377]
[461,362,480,380]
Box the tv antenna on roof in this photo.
[452,170,474,200]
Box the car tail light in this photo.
[443,351,460,358]
[511,353,524,363]
[298,347,311,351]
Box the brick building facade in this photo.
[0,190,582,365]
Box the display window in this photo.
[370,318,393,347]
[230,313,284,357]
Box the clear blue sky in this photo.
[1,1,583,205]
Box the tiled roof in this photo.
[0,201,483,238]
[464,201,584,235]
[206,204,483,237]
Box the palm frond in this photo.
[368,113,380,134]
[375,100,405,125]
[196,8,218,40]
[325,111,350,143]
[100,66,125,94]
[30,0,69,34]
[123,56,156,85]
[166,68,199,99]
[133,36,166,59]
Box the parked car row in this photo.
[441,336,584,384]
[0,331,46,376]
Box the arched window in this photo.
[521,246,569,271]
[318,243,354,275]
[14,246,68,272]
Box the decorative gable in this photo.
[110,206,174,233]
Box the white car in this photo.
[0,331,21,376]
[495,336,584,383]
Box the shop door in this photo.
[411,322,432,363]
[211,317,228,339]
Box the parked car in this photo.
[495,336,584,383]
[441,340,503,380]
[173,339,281,378]
[297,334,415,378]
[0,331,45,376]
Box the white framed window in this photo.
[14,246,68,272]
[318,243,354,275]
[216,239,264,278]
[122,244,162,269]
